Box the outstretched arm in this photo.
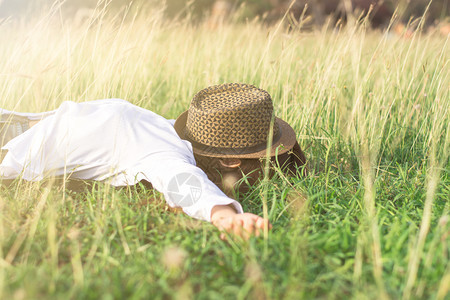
[141,156,272,239]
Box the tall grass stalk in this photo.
[0,1,448,299]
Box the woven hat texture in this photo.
[185,83,280,148]
[174,83,297,158]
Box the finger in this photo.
[266,218,273,230]
[255,217,265,230]
[262,218,272,230]
[215,217,233,232]
[255,218,272,235]
[255,218,265,236]
[232,219,243,237]
[243,219,256,239]
[254,218,264,236]
[223,217,234,231]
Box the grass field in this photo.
[0,2,448,299]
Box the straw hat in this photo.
[174,83,297,158]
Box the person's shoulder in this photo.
[62,99,138,111]
[60,98,130,105]
[57,99,162,118]
[57,98,129,107]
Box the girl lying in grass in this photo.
[0,83,305,239]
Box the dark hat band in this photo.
[173,83,298,158]
[174,111,297,158]
[185,123,281,156]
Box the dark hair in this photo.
[194,142,307,196]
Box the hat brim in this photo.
[174,110,297,159]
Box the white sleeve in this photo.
[134,153,243,222]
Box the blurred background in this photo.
[0,0,449,29]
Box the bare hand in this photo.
[212,212,272,240]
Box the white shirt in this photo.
[0,99,243,222]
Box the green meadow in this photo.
[0,3,448,299]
